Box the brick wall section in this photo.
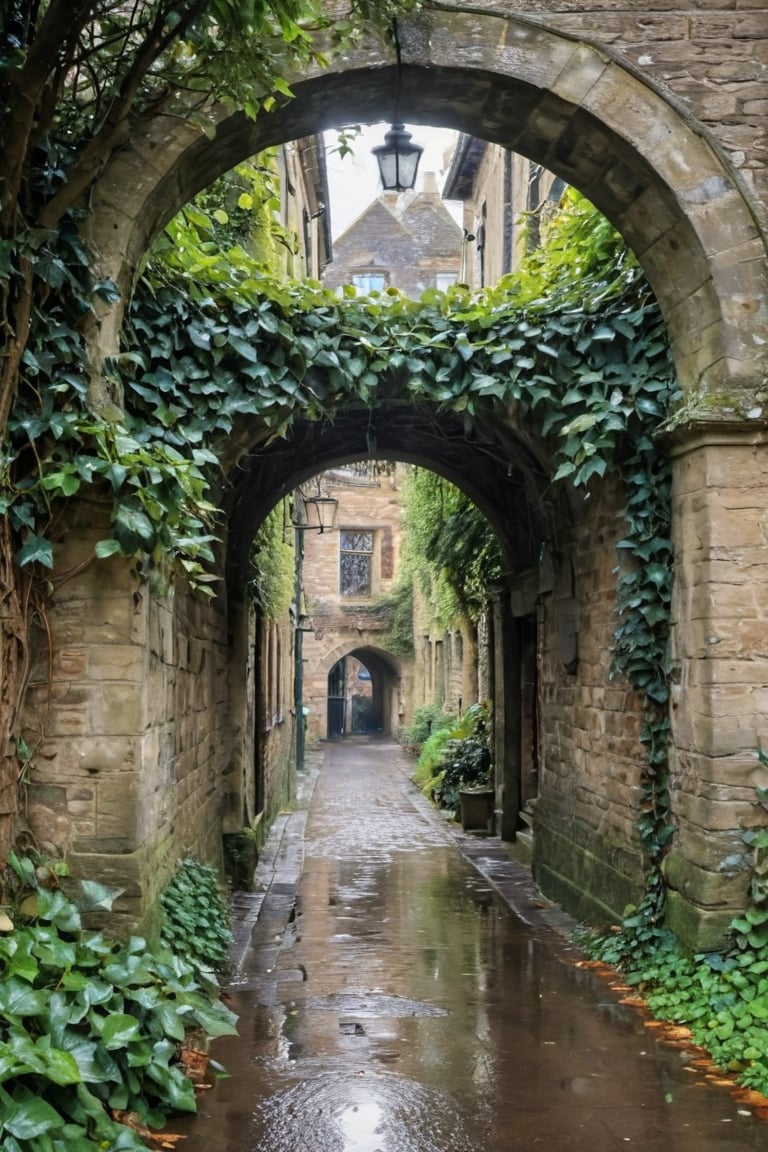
[22,508,235,933]
[533,475,648,916]
[438,0,768,225]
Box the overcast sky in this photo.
[324,124,462,239]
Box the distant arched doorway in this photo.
[325,647,402,740]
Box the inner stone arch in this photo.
[320,645,403,740]
[224,403,556,595]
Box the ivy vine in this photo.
[400,468,503,630]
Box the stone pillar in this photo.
[666,426,768,949]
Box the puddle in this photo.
[175,741,767,1152]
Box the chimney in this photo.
[422,171,439,195]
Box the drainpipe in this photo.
[502,148,513,276]
[293,528,305,774]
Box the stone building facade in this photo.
[298,467,414,746]
[322,172,462,298]
[443,138,564,285]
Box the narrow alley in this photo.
[176,741,766,1151]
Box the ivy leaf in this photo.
[94,538,124,559]
[0,979,49,1016]
[101,1013,143,1050]
[0,1087,63,1138]
[113,505,156,551]
[15,534,54,568]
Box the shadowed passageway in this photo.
[177,741,766,1151]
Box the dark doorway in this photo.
[327,659,346,739]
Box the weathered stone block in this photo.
[665,889,737,952]
[88,645,145,682]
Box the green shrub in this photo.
[0,850,238,1151]
[433,737,491,814]
[412,703,492,815]
[399,703,454,750]
[160,858,233,973]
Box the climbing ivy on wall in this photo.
[249,501,295,619]
[400,468,503,629]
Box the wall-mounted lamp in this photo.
[302,494,338,533]
[292,491,339,533]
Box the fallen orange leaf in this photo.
[732,1088,768,1108]
[662,1026,694,1042]
[112,1111,187,1148]
[180,1047,210,1084]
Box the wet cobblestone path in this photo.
[177,739,766,1151]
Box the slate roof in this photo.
[323,181,462,298]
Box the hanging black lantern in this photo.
[372,123,424,192]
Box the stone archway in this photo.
[317,645,403,741]
[84,8,766,409]
[27,4,768,946]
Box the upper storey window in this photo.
[340,531,374,597]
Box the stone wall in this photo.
[532,475,648,923]
[665,430,768,946]
[438,0,768,231]
[23,506,234,934]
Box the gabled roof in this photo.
[323,180,462,297]
[328,198,416,270]
[400,192,463,257]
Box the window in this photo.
[262,621,284,730]
[340,530,374,597]
[353,273,386,295]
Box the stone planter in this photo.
[458,787,494,833]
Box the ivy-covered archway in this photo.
[7,3,767,951]
[85,8,767,410]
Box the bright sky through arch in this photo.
[324,124,462,239]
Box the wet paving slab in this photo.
[175,739,768,1152]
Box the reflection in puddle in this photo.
[255,1071,478,1152]
[336,1099,383,1151]
[177,743,768,1152]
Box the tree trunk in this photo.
[0,516,28,863]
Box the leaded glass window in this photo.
[340,530,374,597]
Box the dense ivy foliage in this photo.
[249,501,296,620]
[400,468,502,628]
[160,858,233,974]
[580,902,768,1096]
[0,850,237,1151]
[373,580,415,658]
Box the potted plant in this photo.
[434,736,494,832]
